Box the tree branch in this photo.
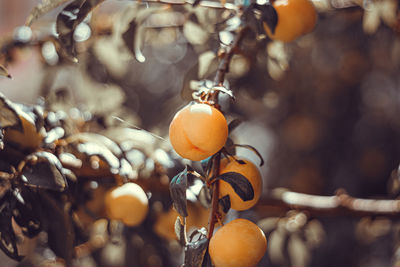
[141,0,239,10]
[206,26,249,238]
[213,26,248,86]
[256,188,400,218]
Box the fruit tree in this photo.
[0,0,399,266]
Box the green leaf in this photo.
[170,167,189,217]
[217,171,254,201]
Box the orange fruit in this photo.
[169,103,228,161]
[218,157,262,211]
[264,0,317,42]
[209,218,267,267]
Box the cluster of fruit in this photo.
[169,102,267,267]
[94,0,318,245]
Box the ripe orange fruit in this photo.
[105,183,148,226]
[218,157,262,211]
[169,103,228,161]
[209,218,267,267]
[264,0,317,42]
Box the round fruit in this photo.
[169,103,228,161]
[105,183,148,226]
[218,157,262,211]
[209,218,267,267]
[264,0,317,42]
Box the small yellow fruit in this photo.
[105,183,148,226]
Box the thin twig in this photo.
[213,26,249,86]
[256,188,400,218]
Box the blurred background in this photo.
[1,0,400,266]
